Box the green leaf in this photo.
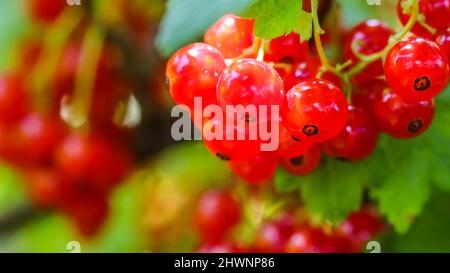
[156,0,253,57]
[274,168,300,193]
[244,0,312,41]
[299,158,366,223]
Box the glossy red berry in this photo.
[0,74,29,126]
[266,33,308,63]
[374,89,435,139]
[229,151,278,185]
[397,0,450,39]
[351,79,388,119]
[282,79,349,143]
[204,14,257,59]
[285,226,326,253]
[194,189,242,243]
[285,56,342,90]
[343,19,393,85]
[24,168,67,208]
[217,59,284,123]
[253,214,295,252]
[339,207,385,243]
[166,43,226,110]
[277,123,312,158]
[436,28,450,61]
[384,36,449,102]
[202,114,262,162]
[323,106,379,161]
[280,145,321,176]
[28,0,67,23]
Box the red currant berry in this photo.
[202,114,262,162]
[229,151,278,185]
[277,123,312,158]
[0,74,29,126]
[397,0,450,39]
[343,19,393,85]
[374,89,435,139]
[197,243,239,253]
[323,106,379,161]
[204,14,257,59]
[436,28,450,61]
[280,145,321,176]
[339,207,385,244]
[166,43,226,110]
[282,79,349,143]
[217,59,284,123]
[24,168,67,208]
[384,36,449,102]
[285,226,326,253]
[194,189,242,243]
[266,33,308,64]
[28,0,67,23]
[285,56,342,90]
[253,214,295,252]
[351,79,388,119]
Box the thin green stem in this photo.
[311,0,334,73]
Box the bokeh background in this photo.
[0,0,449,253]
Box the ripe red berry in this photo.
[323,106,379,161]
[384,36,449,102]
[202,114,262,162]
[339,207,385,244]
[204,14,257,59]
[285,56,342,90]
[266,33,308,64]
[197,243,239,253]
[0,74,29,126]
[217,59,284,123]
[281,79,349,143]
[343,19,393,85]
[24,168,67,208]
[436,28,450,61]
[194,189,242,243]
[351,79,388,119]
[229,151,278,185]
[397,0,450,39]
[280,145,321,176]
[166,43,226,110]
[253,214,295,252]
[285,226,326,253]
[277,123,312,158]
[374,89,435,139]
[28,0,67,23]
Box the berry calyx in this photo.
[323,106,379,161]
[281,79,349,143]
[384,36,449,102]
[277,123,313,158]
[204,14,257,59]
[166,43,226,110]
[280,145,322,176]
[373,88,435,139]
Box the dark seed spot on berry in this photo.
[290,156,304,166]
[302,125,319,137]
[337,157,351,163]
[291,135,302,142]
[408,119,423,133]
[216,152,231,161]
[413,76,431,91]
[280,56,294,64]
[242,113,256,123]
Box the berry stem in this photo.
[310,0,335,73]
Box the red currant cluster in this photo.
[166,1,450,184]
[193,189,385,253]
[0,0,143,237]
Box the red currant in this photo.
[343,19,393,85]
[28,0,67,23]
[229,151,278,185]
[197,243,239,253]
[351,79,388,119]
[253,214,295,252]
[436,28,450,61]
[204,14,257,59]
[384,36,449,102]
[166,43,226,110]
[280,145,322,176]
[285,226,326,253]
[397,0,450,39]
[281,79,349,143]
[323,106,379,161]
[194,189,242,243]
[202,114,262,162]
[217,59,284,123]
[339,207,385,243]
[277,123,312,158]
[374,89,435,139]
[0,74,29,126]
[24,168,67,208]
[266,33,308,64]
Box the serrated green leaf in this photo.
[244,0,312,41]
[156,0,253,57]
[274,168,300,193]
